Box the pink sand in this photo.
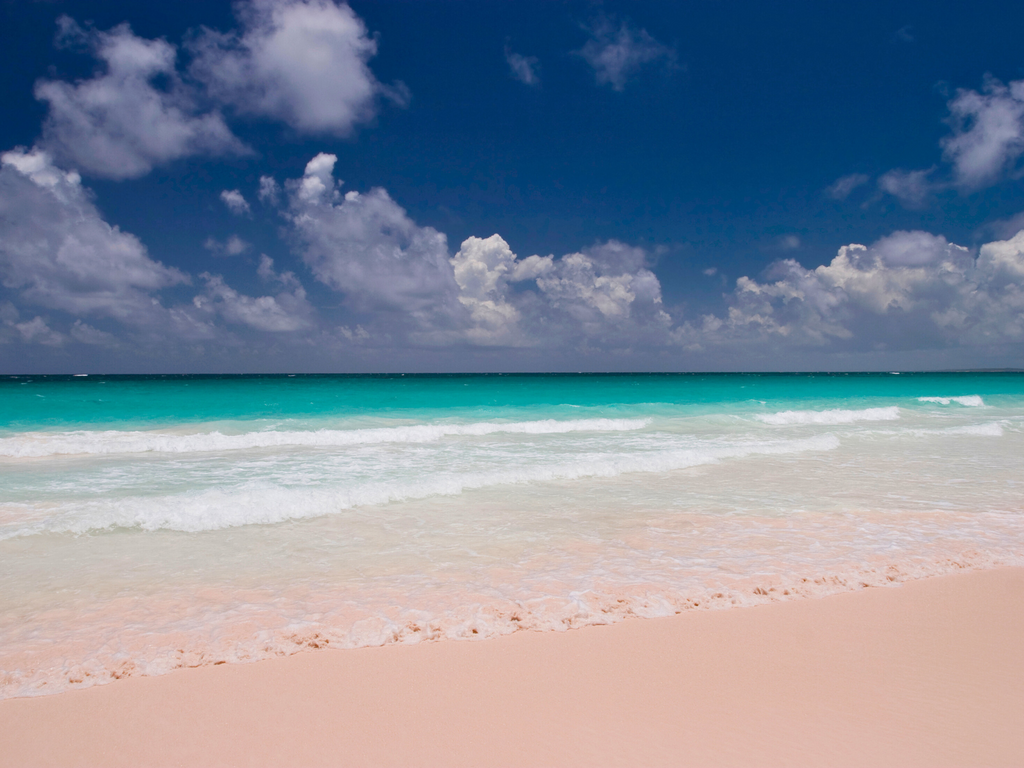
[2,567,1022,767]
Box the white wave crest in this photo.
[756,406,900,426]
[0,434,840,538]
[918,395,985,407]
[939,422,1004,437]
[0,418,650,459]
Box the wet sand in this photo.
[2,566,1022,767]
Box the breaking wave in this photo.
[0,434,840,538]
[0,418,650,459]
[755,406,900,426]
[918,395,985,407]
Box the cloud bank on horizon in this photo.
[1,0,1023,372]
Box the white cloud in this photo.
[194,259,313,333]
[0,148,188,323]
[450,235,527,345]
[779,235,801,250]
[283,153,674,348]
[220,189,251,215]
[35,17,245,179]
[987,210,1024,240]
[941,76,1024,190]
[205,235,251,256]
[284,153,462,328]
[575,16,675,91]
[534,241,671,338]
[258,175,281,206]
[188,0,406,136]
[450,235,671,346]
[15,316,65,346]
[870,76,1024,207]
[505,48,540,86]
[686,228,1024,352]
[878,168,934,208]
[827,173,870,200]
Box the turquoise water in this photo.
[2,373,1023,698]
[3,372,1021,431]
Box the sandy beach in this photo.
[1,566,1021,767]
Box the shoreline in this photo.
[3,549,1018,701]
[2,566,1022,767]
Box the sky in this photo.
[1,0,1023,373]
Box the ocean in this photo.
[2,372,1022,698]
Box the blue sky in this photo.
[1,0,1023,372]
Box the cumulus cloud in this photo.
[220,189,251,215]
[686,228,1024,352]
[827,173,870,200]
[194,256,313,332]
[284,153,463,331]
[575,15,675,91]
[188,0,406,135]
[941,76,1024,190]
[280,153,673,347]
[15,316,65,346]
[450,235,525,344]
[35,17,245,179]
[505,47,540,86]
[0,147,323,355]
[0,148,188,323]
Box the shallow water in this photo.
[2,372,1022,697]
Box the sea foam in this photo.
[0,418,650,458]
[918,395,985,406]
[756,406,900,425]
[0,433,840,537]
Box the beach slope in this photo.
[2,567,1022,767]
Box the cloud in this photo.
[35,17,245,179]
[281,153,673,347]
[69,320,118,346]
[284,153,463,331]
[449,236,673,347]
[575,15,675,91]
[188,0,406,135]
[779,235,801,250]
[872,76,1024,207]
[194,256,313,332]
[686,228,1024,352]
[0,146,323,355]
[204,235,250,256]
[827,173,870,200]
[0,148,188,323]
[220,189,251,215]
[941,76,1024,190]
[877,168,934,208]
[505,47,540,86]
[14,316,65,346]
[986,210,1024,240]
[894,25,915,43]
[258,175,281,205]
